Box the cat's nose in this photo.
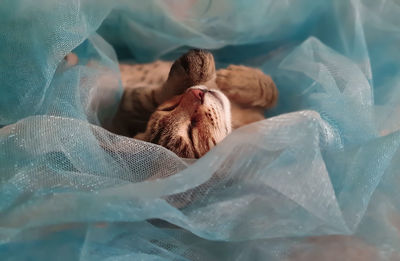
[190,88,206,103]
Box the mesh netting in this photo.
[1,0,400,260]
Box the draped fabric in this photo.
[1,0,400,260]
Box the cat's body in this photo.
[110,50,278,158]
[67,50,278,158]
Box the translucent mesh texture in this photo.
[1,0,400,260]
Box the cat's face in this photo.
[136,86,231,158]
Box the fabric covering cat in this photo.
[67,50,278,158]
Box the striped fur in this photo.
[106,49,278,158]
[136,86,231,158]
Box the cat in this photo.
[111,49,277,158]
[65,49,278,158]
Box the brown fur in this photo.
[111,49,277,158]
[69,50,278,158]
[135,85,231,158]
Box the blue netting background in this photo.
[1,0,400,260]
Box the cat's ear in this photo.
[134,132,148,141]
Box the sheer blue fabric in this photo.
[1,0,400,260]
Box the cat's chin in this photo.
[186,85,232,132]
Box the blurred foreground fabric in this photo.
[1,0,400,260]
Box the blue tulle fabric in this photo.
[1,0,400,260]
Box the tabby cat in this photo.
[66,50,278,158]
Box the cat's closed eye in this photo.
[159,102,179,112]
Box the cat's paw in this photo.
[167,49,216,92]
[216,65,278,108]
[175,49,216,85]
